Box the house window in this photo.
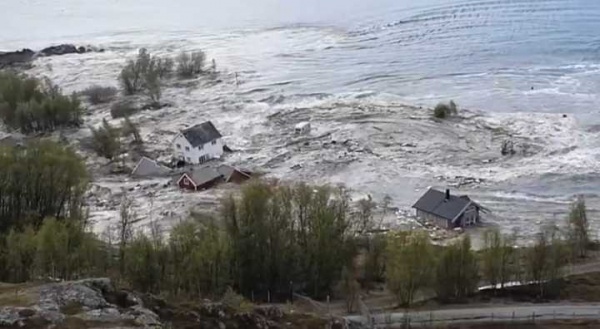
[186,157,191,162]
[211,140,217,145]
[198,144,204,150]
[185,146,190,151]
[176,144,181,149]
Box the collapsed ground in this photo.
[2,45,598,241]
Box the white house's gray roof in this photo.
[131,157,170,177]
[181,121,222,147]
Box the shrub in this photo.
[155,57,174,79]
[90,119,121,160]
[221,287,253,313]
[433,100,458,119]
[81,85,118,105]
[176,51,206,79]
[110,101,138,119]
[0,72,82,133]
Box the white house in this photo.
[172,121,224,165]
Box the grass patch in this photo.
[60,301,84,315]
[559,272,600,302]
[0,282,37,307]
[0,294,31,307]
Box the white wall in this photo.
[172,134,224,164]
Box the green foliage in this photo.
[363,234,387,286]
[0,140,88,233]
[524,225,569,298]
[90,119,121,160]
[0,217,105,282]
[167,217,230,298]
[119,48,172,97]
[80,85,118,105]
[221,287,254,313]
[385,232,434,307]
[434,236,479,301]
[110,100,139,119]
[225,181,357,299]
[176,51,206,79]
[337,265,360,313]
[481,229,516,290]
[3,227,37,282]
[124,232,162,293]
[566,195,589,259]
[0,72,82,133]
[433,100,458,119]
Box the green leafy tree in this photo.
[434,236,479,301]
[524,225,569,298]
[481,229,516,291]
[2,227,37,282]
[124,232,162,293]
[385,232,434,307]
[0,72,82,133]
[224,181,356,300]
[0,140,88,233]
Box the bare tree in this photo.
[566,195,589,259]
[118,193,135,275]
[356,195,376,233]
[338,265,360,313]
[481,229,516,291]
[121,117,143,144]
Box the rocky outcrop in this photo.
[0,278,346,328]
[0,44,103,69]
[0,49,35,69]
[39,44,101,57]
[0,278,159,328]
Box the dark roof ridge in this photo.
[181,121,222,147]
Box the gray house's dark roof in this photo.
[412,188,474,222]
[182,121,222,147]
[131,157,170,177]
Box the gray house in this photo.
[131,157,170,177]
[412,188,480,229]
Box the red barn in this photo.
[177,167,223,191]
